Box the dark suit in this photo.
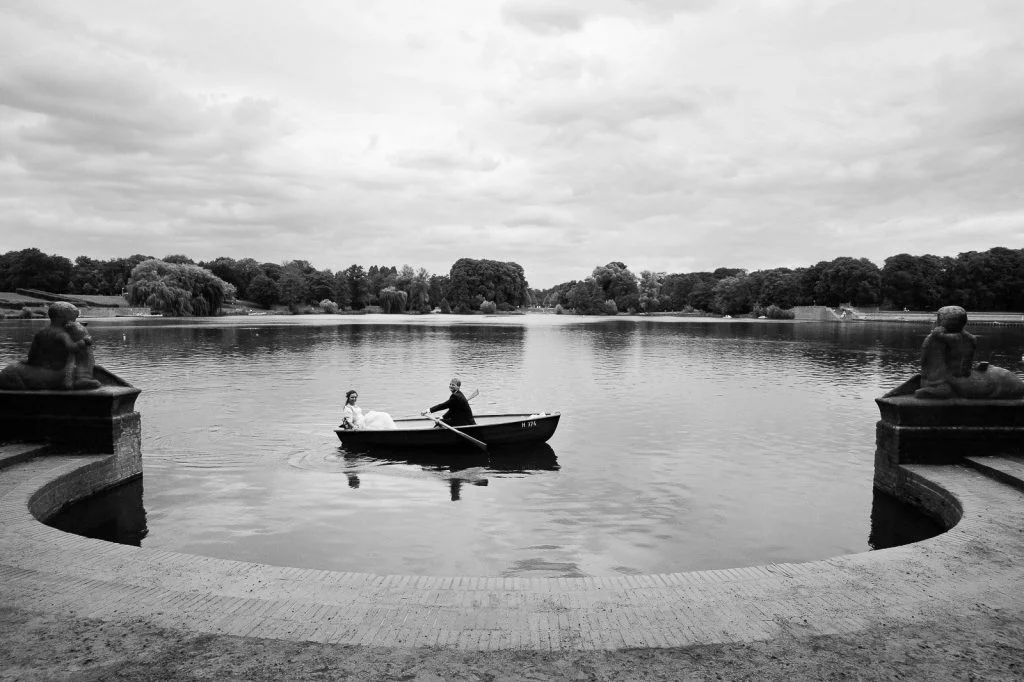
[430,390,476,427]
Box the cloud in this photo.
[1,0,1022,290]
[503,206,577,228]
[387,149,502,173]
[500,1,587,35]
[500,0,718,35]
[523,91,699,131]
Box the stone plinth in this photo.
[0,366,141,479]
[874,393,1024,496]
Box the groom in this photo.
[422,377,476,427]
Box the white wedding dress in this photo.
[343,404,396,430]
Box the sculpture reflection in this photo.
[45,477,148,546]
[868,488,943,550]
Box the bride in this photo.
[340,389,396,430]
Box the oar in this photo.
[420,389,485,451]
[426,414,487,451]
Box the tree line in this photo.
[536,247,1024,315]
[0,250,532,316]
[1,246,1020,317]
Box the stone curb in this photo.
[2,454,1024,650]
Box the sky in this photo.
[1,1,1022,289]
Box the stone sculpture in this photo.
[914,305,1024,400]
[0,302,102,390]
[64,316,100,390]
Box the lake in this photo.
[10,313,1020,577]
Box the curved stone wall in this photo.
[5,445,1022,651]
[4,383,1023,651]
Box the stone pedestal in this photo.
[874,394,1024,496]
[0,366,142,478]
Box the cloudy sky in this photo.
[1,0,1022,288]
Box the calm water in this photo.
[10,314,1019,577]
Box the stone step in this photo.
[0,442,48,471]
[964,455,1024,493]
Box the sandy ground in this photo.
[2,604,1023,681]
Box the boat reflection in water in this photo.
[340,442,559,501]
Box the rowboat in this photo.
[335,412,560,450]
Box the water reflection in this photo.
[46,477,148,546]
[445,324,526,379]
[10,316,1023,576]
[334,443,559,502]
[868,489,945,550]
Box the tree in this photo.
[395,265,416,296]
[344,265,369,309]
[70,256,103,295]
[260,262,283,282]
[332,271,352,309]
[198,256,265,301]
[428,274,449,309]
[688,274,718,311]
[748,268,803,309]
[277,263,310,307]
[799,261,830,305]
[307,270,336,303]
[880,254,948,310]
[408,269,431,313]
[126,259,235,316]
[0,248,74,293]
[379,286,408,313]
[199,257,240,291]
[813,257,881,307]
[713,276,752,315]
[564,278,606,314]
[713,267,746,279]
[592,262,639,311]
[943,247,1024,311]
[97,254,153,295]
[659,272,718,311]
[367,265,397,305]
[248,274,279,308]
[447,258,529,312]
[638,271,664,312]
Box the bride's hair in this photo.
[345,390,358,402]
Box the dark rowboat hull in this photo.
[335,412,560,450]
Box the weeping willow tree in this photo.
[127,259,236,316]
[408,280,430,313]
[379,286,408,314]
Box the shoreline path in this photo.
[2,448,1024,680]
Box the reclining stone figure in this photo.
[0,301,101,391]
[914,305,1024,400]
